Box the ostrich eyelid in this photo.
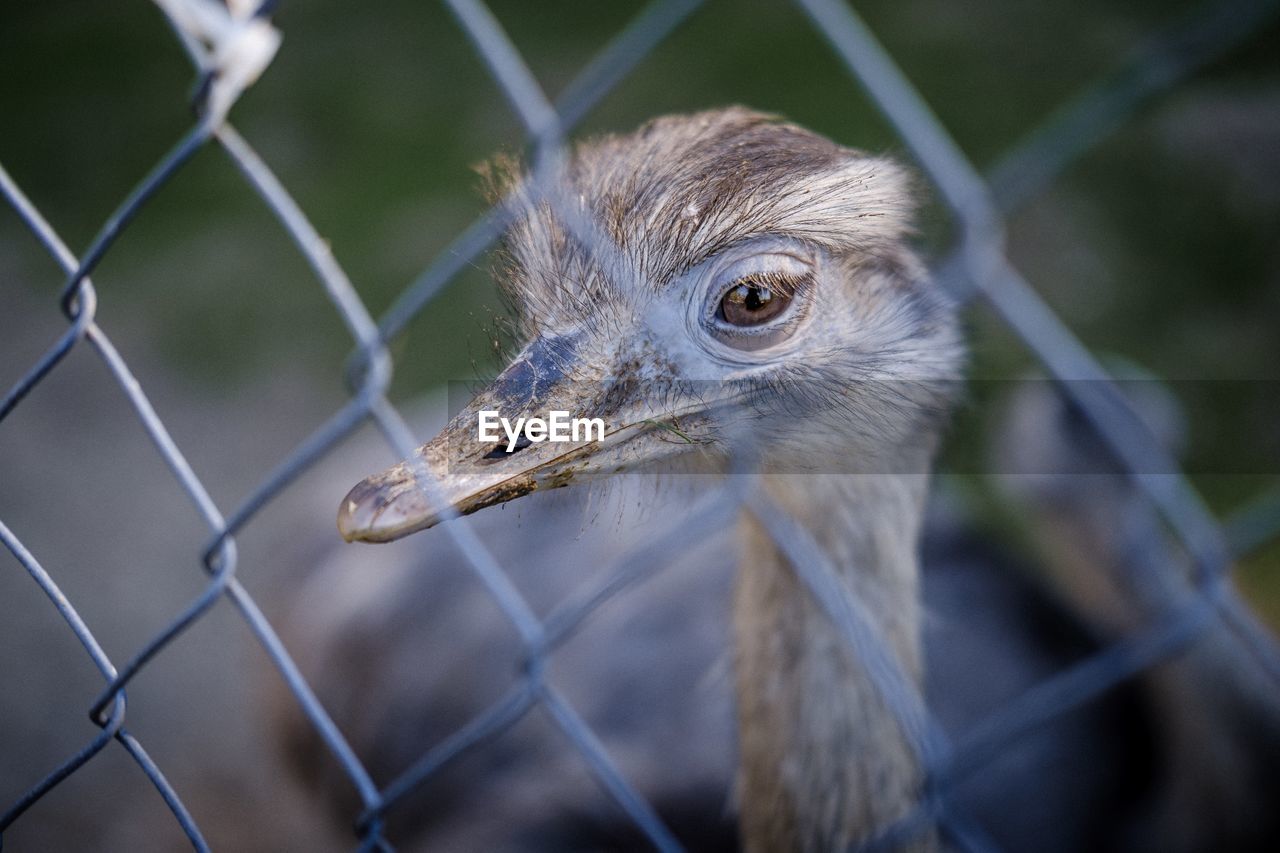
[700,258,815,352]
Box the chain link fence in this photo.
[3,0,1279,850]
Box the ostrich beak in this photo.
[337,336,714,544]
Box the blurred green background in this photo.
[4,0,1277,601]
[2,1,1279,847]
[2,1,1275,382]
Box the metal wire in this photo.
[2,0,1278,850]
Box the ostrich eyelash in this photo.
[721,270,811,299]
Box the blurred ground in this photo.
[2,0,1279,849]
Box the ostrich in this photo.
[339,107,956,851]
[319,108,1280,851]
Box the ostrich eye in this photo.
[700,249,813,353]
[719,281,791,326]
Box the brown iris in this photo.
[719,280,791,327]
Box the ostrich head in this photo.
[338,107,961,543]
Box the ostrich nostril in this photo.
[482,432,534,460]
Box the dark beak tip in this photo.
[336,484,377,543]
[336,469,443,544]
[336,474,409,544]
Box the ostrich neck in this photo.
[733,473,933,852]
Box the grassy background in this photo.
[3,0,1278,640]
[1,1,1278,844]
